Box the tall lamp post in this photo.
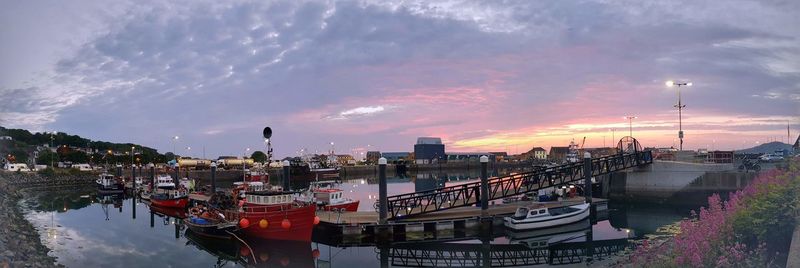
[624,116,637,137]
[171,136,179,161]
[666,80,692,151]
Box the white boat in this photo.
[504,203,590,230]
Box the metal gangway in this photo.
[384,239,630,267]
[385,150,653,218]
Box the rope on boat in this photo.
[225,230,257,265]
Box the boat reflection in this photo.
[184,230,317,267]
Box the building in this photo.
[446,152,496,162]
[489,152,509,162]
[0,136,12,141]
[414,137,445,164]
[336,154,355,166]
[585,147,617,157]
[548,146,570,162]
[381,152,411,164]
[365,151,381,165]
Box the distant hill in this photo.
[0,126,166,165]
[736,141,792,154]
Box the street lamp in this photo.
[185,146,191,158]
[131,146,135,167]
[171,136,179,161]
[243,148,251,182]
[666,80,692,151]
[624,116,637,137]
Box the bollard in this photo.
[174,164,180,185]
[210,162,217,193]
[584,152,592,204]
[149,211,154,228]
[378,157,388,224]
[282,160,291,190]
[480,155,489,217]
[116,164,122,178]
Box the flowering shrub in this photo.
[624,159,799,267]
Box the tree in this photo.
[164,152,175,162]
[63,151,89,163]
[36,150,57,165]
[251,151,267,163]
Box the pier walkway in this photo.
[383,151,652,218]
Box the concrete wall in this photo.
[608,161,757,204]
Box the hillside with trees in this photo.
[0,126,167,166]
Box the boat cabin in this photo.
[511,207,550,220]
[313,188,344,204]
[245,191,295,206]
[156,175,175,188]
[98,173,117,187]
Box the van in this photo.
[71,163,92,171]
[4,163,31,172]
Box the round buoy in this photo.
[281,219,291,229]
[239,246,250,257]
[259,252,269,262]
[239,218,250,228]
[201,212,210,218]
[312,249,320,259]
[313,216,320,225]
[259,219,269,229]
[238,200,245,207]
[280,257,290,266]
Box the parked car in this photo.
[759,154,784,162]
[4,163,31,172]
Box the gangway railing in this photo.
[385,151,652,218]
[384,239,630,267]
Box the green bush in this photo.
[38,167,56,177]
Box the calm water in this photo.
[21,171,696,268]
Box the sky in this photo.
[1,0,799,159]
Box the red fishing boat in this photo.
[230,191,317,241]
[150,188,189,208]
[303,182,359,212]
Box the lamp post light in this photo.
[666,80,692,151]
[131,146,135,167]
[624,116,637,138]
[171,136,179,161]
[243,147,250,183]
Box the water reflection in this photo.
[20,173,698,267]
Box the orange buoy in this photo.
[259,252,269,262]
[259,219,268,229]
[239,218,250,228]
[313,216,320,225]
[281,218,291,229]
[238,200,245,207]
[201,212,210,218]
[312,249,320,259]
[239,246,250,257]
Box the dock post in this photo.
[132,164,136,190]
[210,162,217,193]
[584,152,592,204]
[116,164,122,178]
[174,164,180,185]
[282,160,291,190]
[149,163,155,188]
[480,155,489,217]
[379,157,388,224]
[149,211,154,228]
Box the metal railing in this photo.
[384,151,652,218]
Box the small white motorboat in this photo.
[504,203,590,230]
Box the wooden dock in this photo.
[313,197,608,246]
[317,197,606,225]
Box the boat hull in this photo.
[237,204,316,241]
[184,218,234,240]
[150,196,189,208]
[504,204,590,230]
[322,200,360,212]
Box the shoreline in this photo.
[0,172,96,268]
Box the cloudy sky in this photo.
[1,0,798,158]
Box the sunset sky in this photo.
[1,0,798,158]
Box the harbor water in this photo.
[21,170,698,267]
